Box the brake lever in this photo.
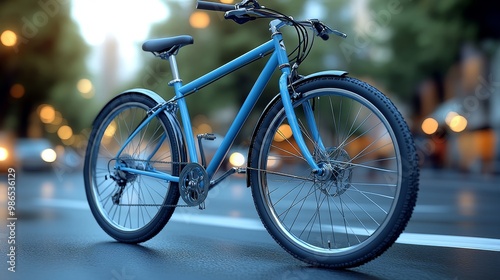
[311,20,329,41]
[225,6,277,25]
[225,8,257,24]
[309,19,347,40]
[327,27,348,39]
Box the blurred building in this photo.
[413,2,500,174]
[490,48,500,173]
[416,43,500,173]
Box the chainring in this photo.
[179,163,210,207]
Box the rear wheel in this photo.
[249,76,419,268]
[84,93,181,243]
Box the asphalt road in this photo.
[1,168,499,280]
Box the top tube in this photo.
[176,40,275,96]
[168,40,276,164]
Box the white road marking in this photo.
[396,233,500,252]
[171,213,264,231]
[413,205,451,213]
[37,198,500,252]
[38,198,89,210]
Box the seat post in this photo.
[167,54,182,85]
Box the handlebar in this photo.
[196,0,259,24]
[196,1,347,40]
[196,1,235,12]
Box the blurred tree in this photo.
[0,1,89,138]
[352,0,478,101]
[308,0,353,74]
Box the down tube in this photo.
[177,40,275,163]
[206,52,278,178]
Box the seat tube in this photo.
[168,55,198,163]
[270,20,321,173]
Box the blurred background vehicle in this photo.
[0,132,17,173]
[15,138,57,172]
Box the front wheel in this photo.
[249,76,419,268]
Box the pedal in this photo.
[197,133,216,141]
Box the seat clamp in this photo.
[168,79,183,86]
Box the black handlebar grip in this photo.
[197,1,235,12]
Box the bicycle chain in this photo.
[108,158,203,209]
[111,158,314,208]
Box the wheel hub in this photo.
[115,154,140,184]
[315,147,353,197]
[110,154,144,205]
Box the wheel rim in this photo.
[258,88,403,255]
[88,102,176,232]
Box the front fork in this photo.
[278,74,324,174]
[272,20,324,175]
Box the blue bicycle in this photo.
[84,0,419,268]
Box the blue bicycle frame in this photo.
[117,19,322,185]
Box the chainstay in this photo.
[108,158,199,208]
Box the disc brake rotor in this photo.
[315,147,353,197]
